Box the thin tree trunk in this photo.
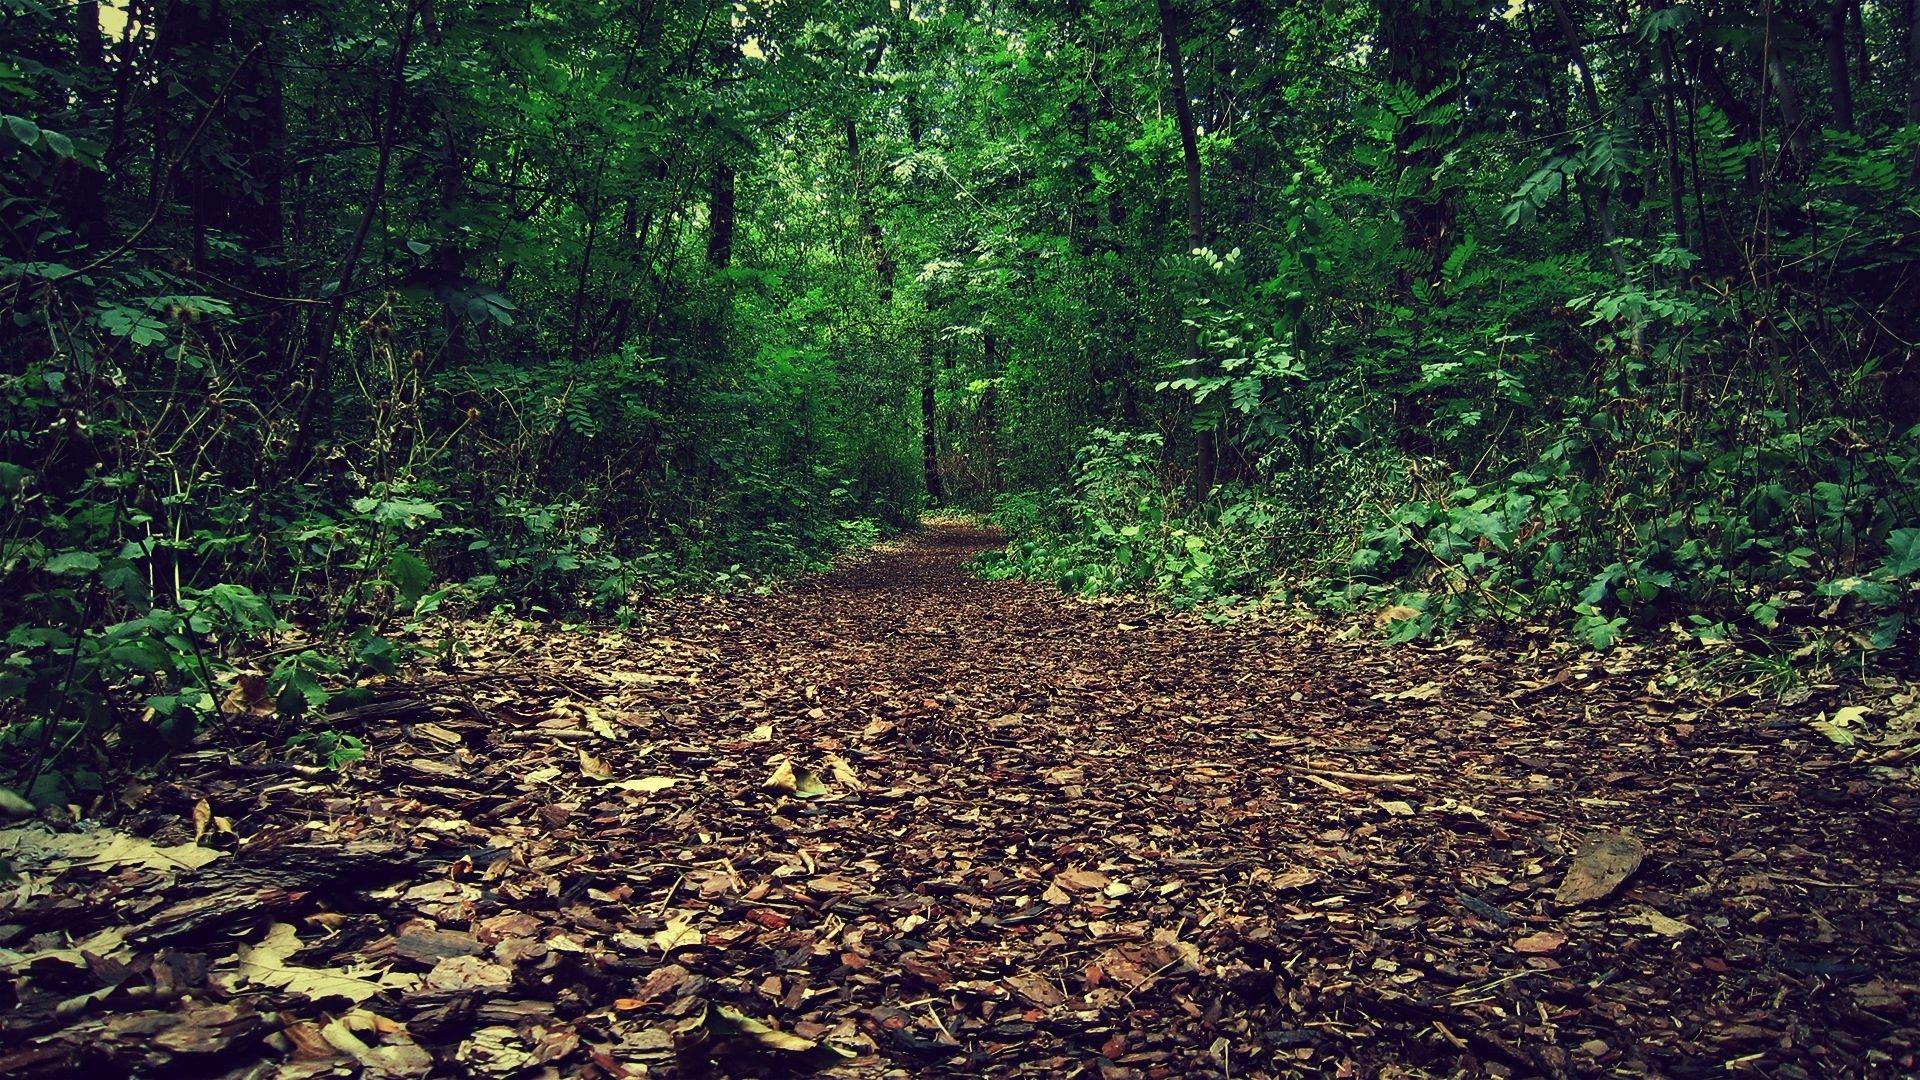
[921,351,943,505]
[289,1,419,470]
[845,119,895,303]
[1546,0,1629,277]
[1157,0,1214,493]
[567,195,601,362]
[705,162,735,269]
[1765,29,1813,168]
[1909,0,1920,180]
[1657,11,1689,246]
[1826,0,1855,133]
[69,0,108,245]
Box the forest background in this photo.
[3,0,1917,803]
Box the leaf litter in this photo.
[1,524,1917,1076]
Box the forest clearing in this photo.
[4,0,1920,1074]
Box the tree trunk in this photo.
[1656,8,1689,247]
[921,351,943,506]
[567,195,601,362]
[1378,0,1475,277]
[68,0,109,245]
[1826,0,1855,133]
[1909,0,1920,181]
[289,0,419,471]
[706,162,735,269]
[1156,0,1215,493]
[1766,34,1813,169]
[844,119,895,304]
[1546,0,1628,277]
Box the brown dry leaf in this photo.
[1554,830,1645,907]
[220,673,275,717]
[1007,972,1066,1008]
[761,760,827,798]
[612,776,679,794]
[1052,867,1111,893]
[0,825,225,874]
[423,954,513,993]
[823,753,864,791]
[654,914,703,953]
[229,923,400,1004]
[191,798,212,843]
[416,722,464,746]
[629,963,691,1006]
[676,1003,857,1067]
[1267,867,1318,891]
[576,745,615,780]
[1512,930,1567,954]
[1627,908,1694,937]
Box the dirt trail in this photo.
[4,524,1918,1077]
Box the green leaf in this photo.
[4,114,39,146]
[386,550,432,605]
[0,787,34,818]
[359,498,442,527]
[44,551,101,575]
[1880,528,1920,580]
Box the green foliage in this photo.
[6,0,1920,801]
[0,0,923,803]
[283,729,367,771]
[983,431,1403,610]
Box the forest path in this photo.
[6,525,1918,1077]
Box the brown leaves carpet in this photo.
[4,524,1918,1078]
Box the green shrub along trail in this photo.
[2,0,1919,1073]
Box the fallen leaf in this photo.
[654,914,703,953]
[676,1002,857,1067]
[1626,908,1694,937]
[762,760,828,798]
[1512,930,1567,954]
[577,746,615,780]
[1053,868,1111,893]
[229,923,400,1004]
[1267,867,1318,890]
[1007,973,1065,1008]
[823,753,864,791]
[422,954,513,993]
[612,776,679,794]
[191,798,212,843]
[1554,830,1645,907]
[0,824,225,874]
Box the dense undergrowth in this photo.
[978,106,1920,671]
[959,1,1920,682]
[1,0,925,807]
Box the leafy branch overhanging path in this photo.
[3,525,1917,1076]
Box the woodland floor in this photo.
[4,524,1920,1078]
